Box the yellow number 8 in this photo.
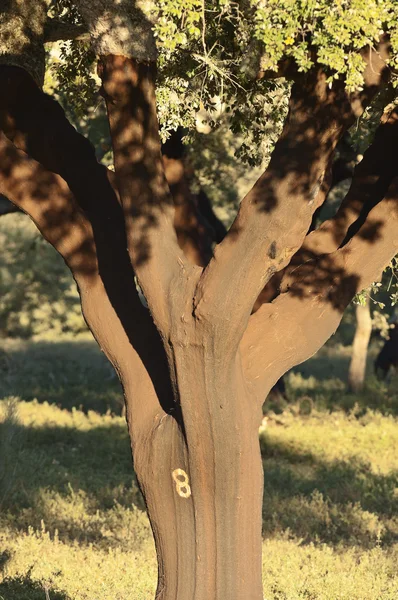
[172,468,191,498]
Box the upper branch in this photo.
[280,106,398,291]
[98,55,200,334]
[0,60,178,425]
[161,129,215,267]
[0,132,96,278]
[242,178,398,404]
[0,132,175,430]
[193,44,389,348]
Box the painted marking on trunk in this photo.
[172,468,191,498]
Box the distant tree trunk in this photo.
[348,298,372,393]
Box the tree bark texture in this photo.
[348,299,372,393]
[0,11,396,599]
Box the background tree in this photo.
[348,298,372,393]
[1,1,398,599]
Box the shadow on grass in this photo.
[294,347,352,381]
[0,410,150,551]
[0,338,124,415]
[1,406,397,550]
[261,434,398,548]
[0,577,70,600]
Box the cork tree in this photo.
[1,1,398,599]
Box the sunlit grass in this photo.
[1,339,398,598]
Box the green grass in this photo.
[0,335,124,415]
[1,337,398,599]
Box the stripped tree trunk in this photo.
[0,3,397,598]
[348,299,372,393]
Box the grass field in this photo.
[1,335,398,599]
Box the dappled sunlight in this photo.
[15,486,150,550]
[0,332,398,598]
[0,398,149,547]
[1,386,398,598]
[0,528,157,600]
[0,1,397,598]
[260,421,398,547]
[3,362,398,554]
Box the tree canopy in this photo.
[49,1,398,139]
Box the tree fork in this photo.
[242,178,398,402]
[192,68,383,341]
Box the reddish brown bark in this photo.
[97,55,264,600]
[284,107,398,277]
[257,103,398,307]
[98,55,199,341]
[162,130,214,267]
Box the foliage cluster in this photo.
[51,0,398,164]
[43,0,398,219]
[252,0,398,90]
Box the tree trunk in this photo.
[348,299,372,393]
[131,353,264,600]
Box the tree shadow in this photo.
[0,338,124,415]
[0,412,149,551]
[0,577,70,600]
[2,401,397,551]
[260,434,398,548]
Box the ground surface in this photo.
[1,335,398,599]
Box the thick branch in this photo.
[280,106,398,292]
[0,132,175,435]
[242,178,398,403]
[98,55,200,336]
[161,129,214,267]
[306,107,398,252]
[193,51,388,347]
[256,102,397,306]
[196,189,228,244]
